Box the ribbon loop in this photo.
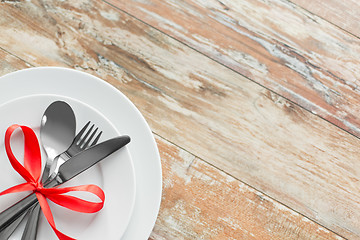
[0,125,105,240]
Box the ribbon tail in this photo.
[36,193,76,240]
[0,182,35,196]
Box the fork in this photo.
[45,121,102,185]
[0,121,102,239]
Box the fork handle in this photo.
[22,204,40,240]
[21,154,70,240]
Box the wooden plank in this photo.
[291,0,360,37]
[152,135,343,239]
[0,49,30,76]
[0,1,358,238]
[106,0,360,138]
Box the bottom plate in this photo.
[0,94,135,240]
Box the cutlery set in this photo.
[0,101,130,239]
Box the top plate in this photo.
[0,94,135,240]
[0,67,162,240]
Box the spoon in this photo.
[39,101,77,180]
[0,101,76,239]
[23,101,76,240]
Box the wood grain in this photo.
[0,48,343,240]
[107,0,360,138]
[0,0,358,238]
[152,135,343,240]
[0,48,30,76]
[291,0,360,37]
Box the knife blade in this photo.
[0,135,130,231]
[48,135,130,186]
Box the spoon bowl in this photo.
[40,101,76,162]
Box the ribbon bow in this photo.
[0,124,105,240]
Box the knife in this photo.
[0,135,130,231]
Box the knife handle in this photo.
[0,208,28,238]
[0,177,58,232]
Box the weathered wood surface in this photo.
[0,0,358,239]
[107,0,360,139]
[151,135,343,240]
[0,49,30,75]
[292,0,360,37]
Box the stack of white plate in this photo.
[0,67,162,240]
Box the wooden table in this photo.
[0,0,359,239]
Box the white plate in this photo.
[0,94,135,240]
[0,67,162,240]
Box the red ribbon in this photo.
[0,124,105,240]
